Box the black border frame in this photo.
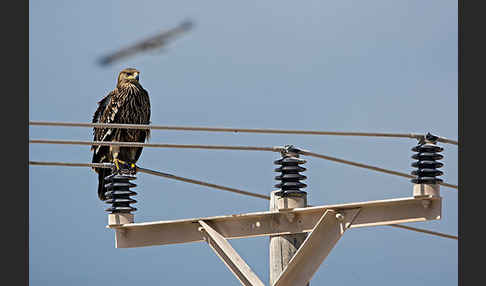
[458,0,482,285]
[17,0,475,285]
[4,0,28,285]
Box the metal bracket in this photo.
[198,220,265,286]
[272,209,361,286]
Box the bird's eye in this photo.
[127,73,132,76]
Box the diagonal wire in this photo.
[299,150,458,190]
[137,167,270,200]
[29,161,269,200]
[29,139,459,190]
[29,160,457,240]
[389,224,458,240]
[28,121,458,145]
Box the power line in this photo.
[29,121,458,145]
[29,160,457,241]
[299,150,458,190]
[29,139,278,152]
[29,161,269,200]
[389,224,458,240]
[29,139,459,189]
[29,161,112,168]
[137,167,270,200]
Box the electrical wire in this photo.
[29,121,458,145]
[29,139,278,152]
[29,139,459,189]
[29,161,112,168]
[299,150,458,190]
[29,161,269,200]
[29,160,457,240]
[389,224,458,240]
[137,167,270,200]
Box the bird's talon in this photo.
[114,160,120,171]
[127,163,137,174]
[112,158,129,173]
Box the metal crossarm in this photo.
[108,196,441,248]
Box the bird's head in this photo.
[117,68,140,86]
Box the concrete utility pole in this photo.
[269,191,308,286]
[269,145,310,285]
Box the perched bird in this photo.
[91,68,151,201]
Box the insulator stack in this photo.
[411,137,444,185]
[104,173,138,214]
[274,153,307,196]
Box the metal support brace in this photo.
[198,220,265,286]
[272,209,361,286]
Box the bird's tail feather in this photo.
[97,168,112,201]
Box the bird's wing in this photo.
[91,91,115,153]
[91,91,116,198]
[92,92,112,125]
[132,88,151,162]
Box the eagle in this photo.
[91,68,151,201]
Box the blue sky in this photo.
[29,1,457,285]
